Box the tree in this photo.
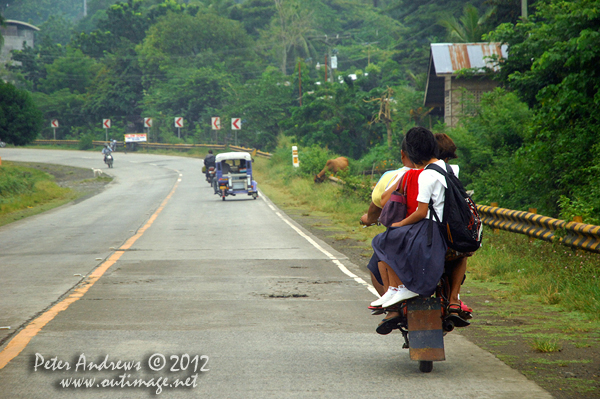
[483,0,600,215]
[0,14,5,50]
[84,46,144,129]
[0,81,43,145]
[261,0,319,75]
[438,4,496,42]
[229,0,276,38]
[8,37,65,91]
[223,66,293,150]
[38,47,100,94]
[141,65,232,140]
[137,10,257,83]
[2,0,83,25]
[284,78,382,159]
[366,87,395,149]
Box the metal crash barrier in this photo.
[31,140,272,158]
[477,205,600,253]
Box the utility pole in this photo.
[521,0,527,19]
[298,61,302,106]
[83,0,87,17]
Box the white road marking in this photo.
[260,190,377,297]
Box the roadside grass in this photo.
[532,337,562,353]
[0,162,80,226]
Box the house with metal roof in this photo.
[424,43,508,128]
[0,20,40,65]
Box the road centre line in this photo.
[259,191,379,297]
[0,176,181,369]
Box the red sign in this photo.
[211,117,221,130]
[174,117,183,128]
[231,118,241,130]
[103,119,111,129]
[51,119,59,128]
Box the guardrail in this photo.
[477,205,600,253]
[30,140,272,158]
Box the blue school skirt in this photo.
[368,219,447,297]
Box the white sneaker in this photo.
[382,287,418,307]
[370,287,398,307]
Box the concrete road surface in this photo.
[0,149,552,398]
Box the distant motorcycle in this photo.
[206,166,216,185]
[104,154,114,168]
[0,141,6,148]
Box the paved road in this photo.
[0,149,552,398]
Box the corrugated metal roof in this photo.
[431,43,507,75]
[4,20,40,31]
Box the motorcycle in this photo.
[362,221,471,373]
[206,166,216,185]
[104,154,114,168]
[0,141,5,148]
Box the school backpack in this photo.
[425,163,483,253]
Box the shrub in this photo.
[78,134,94,150]
[297,145,334,177]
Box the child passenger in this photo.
[367,127,449,334]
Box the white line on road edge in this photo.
[260,191,379,297]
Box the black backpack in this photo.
[425,163,483,253]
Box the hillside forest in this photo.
[1,0,599,223]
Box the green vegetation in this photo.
[0,81,43,145]
[531,337,562,353]
[2,0,600,220]
[0,162,76,225]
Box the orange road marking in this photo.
[0,178,180,369]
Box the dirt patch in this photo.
[17,162,111,202]
[280,206,600,399]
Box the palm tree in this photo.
[438,4,496,43]
[269,0,317,75]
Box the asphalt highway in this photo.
[0,149,552,398]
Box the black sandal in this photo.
[376,316,400,335]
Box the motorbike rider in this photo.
[102,143,113,163]
[204,150,216,179]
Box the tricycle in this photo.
[212,152,258,201]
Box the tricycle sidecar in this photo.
[213,152,258,201]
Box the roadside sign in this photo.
[292,146,299,167]
[144,118,153,128]
[103,119,111,129]
[124,134,147,143]
[174,117,183,128]
[211,117,221,130]
[51,119,59,128]
[231,118,241,130]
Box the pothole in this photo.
[266,294,309,298]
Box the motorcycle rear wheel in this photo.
[419,361,433,373]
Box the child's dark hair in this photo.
[435,133,458,161]
[402,127,438,165]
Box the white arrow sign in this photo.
[211,117,221,130]
[231,118,241,130]
[144,117,153,128]
[174,117,183,128]
[103,119,111,129]
[51,119,59,128]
